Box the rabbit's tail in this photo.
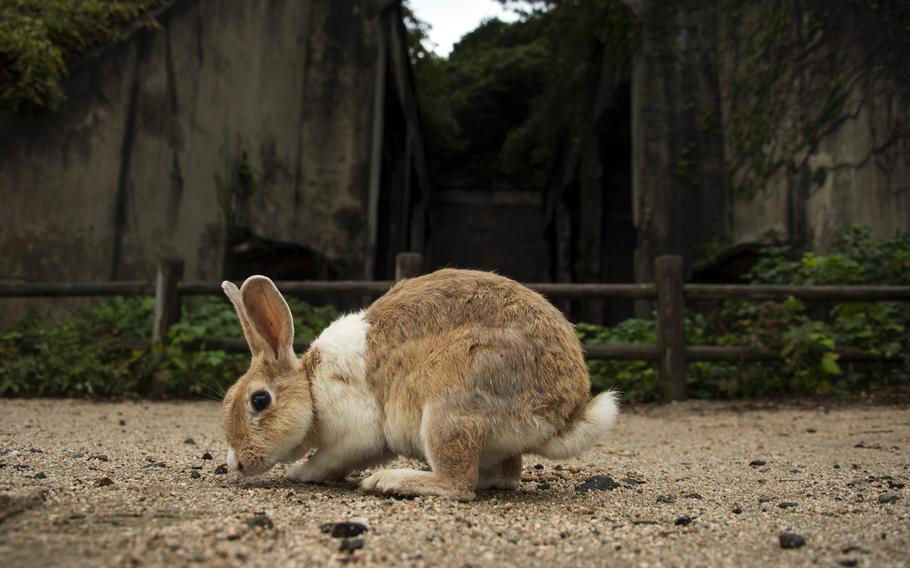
[533,391,619,459]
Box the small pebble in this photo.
[779,502,798,509]
[201,452,213,460]
[29,448,43,453]
[533,464,543,470]
[877,492,898,504]
[69,452,84,459]
[184,438,196,445]
[839,560,858,567]
[806,428,817,433]
[320,522,368,538]
[190,471,201,479]
[758,496,774,503]
[95,477,115,487]
[685,493,702,500]
[675,515,693,526]
[214,464,228,475]
[656,495,675,504]
[779,532,806,549]
[732,507,742,514]
[34,472,47,479]
[90,454,109,462]
[118,419,126,426]
[622,477,646,486]
[749,460,766,467]
[887,481,904,490]
[574,475,618,493]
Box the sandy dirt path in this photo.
[0,399,907,567]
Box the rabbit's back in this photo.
[364,269,590,459]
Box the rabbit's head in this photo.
[220,277,316,475]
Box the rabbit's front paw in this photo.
[286,461,331,483]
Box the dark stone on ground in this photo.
[29,448,43,453]
[631,520,658,526]
[779,502,799,509]
[69,452,84,459]
[656,495,675,504]
[749,460,766,467]
[90,454,109,462]
[244,514,274,529]
[214,464,228,475]
[622,477,646,486]
[839,560,858,567]
[320,522,368,538]
[675,515,693,526]
[95,477,114,487]
[533,464,543,470]
[877,492,898,504]
[118,419,126,426]
[184,438,196,445]
[202,452,213,460]
[887,481,904,490]
[685,493,702,500]
[190,470,201,479]
[339,538,364,553]
[758,496,774,503]
[806,428,817,433]
[732,507,742,514]
[574,475,619,493]
[779,532,806,549]
[34,472,46,479]
[143,461,166,468]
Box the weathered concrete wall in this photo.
[0,0,392,322]
[628,0,910,279]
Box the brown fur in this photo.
[361,269,590,499]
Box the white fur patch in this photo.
[287,312,387,481]
[311,311,369,381]
[533,390,619,459]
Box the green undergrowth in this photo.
[2,226,907,401]
[0,296,338,398]
[580,227,910,400]
[0,0,163,113]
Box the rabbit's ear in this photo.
[238,276,299,372]
[222,280,268,357]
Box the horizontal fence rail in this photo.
[2,253,907,400]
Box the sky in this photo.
[408,0,522,57]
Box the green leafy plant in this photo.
[580,226,910,401]
[0,0,163,112]
[0,296,338,398]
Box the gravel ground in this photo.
[0,398,907,567]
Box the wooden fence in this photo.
[2,253,909,401]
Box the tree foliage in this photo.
[405,0,635,188]
[0,0,162,112]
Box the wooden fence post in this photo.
[655,255,688,401]
[152,258,184,345]
[395,252,424,281]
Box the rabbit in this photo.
[221,268,618,501]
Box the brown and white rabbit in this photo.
[221,268,618,500]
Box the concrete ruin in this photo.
[0,0,429,323]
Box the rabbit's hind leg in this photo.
[361,405,483,501]
[478,455,521,490]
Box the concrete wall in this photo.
[0,1,382,286]
[0,0,416,322]
[628,0,910,279]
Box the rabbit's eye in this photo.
[250,391,271,412]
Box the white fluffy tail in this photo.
[533,391,619,459]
